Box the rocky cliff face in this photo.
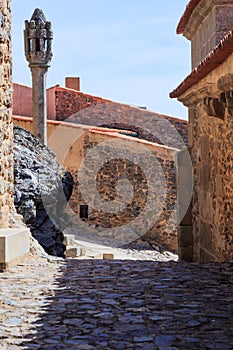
[13,126,73,257]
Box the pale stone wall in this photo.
[0,0,14,227]
[178,54,233,262]
[182,0,233,69]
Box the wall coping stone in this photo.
[13,116,179,153]
[0,228,30,271]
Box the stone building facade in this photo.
[13,116,181,252]
[13,78,189,251]
[171,0,233,262]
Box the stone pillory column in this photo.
[24,9,53,144]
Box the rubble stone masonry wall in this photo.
[190,102,233,262]
[68,131,179,252]
[0,1,14,227]
[178,53,233,262]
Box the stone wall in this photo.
[177,53,233,262]
[181,0,233,69]
[191,7,216,68]
[189,103,233,262]
[0,0,14,228]
[68,130,179,252]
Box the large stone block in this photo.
[200,135,209,162]
[0,228,30,271]
[200,164,210,192]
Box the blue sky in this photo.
[12,0,191,120]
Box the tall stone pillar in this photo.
[24,9,53,144]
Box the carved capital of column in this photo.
[203,97,225,120]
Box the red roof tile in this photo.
[177,0,201,34]
[170,30,233,98]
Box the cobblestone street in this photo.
[0,253,233,350]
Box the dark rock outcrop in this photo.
[13,126,74,257]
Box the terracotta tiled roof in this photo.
[177,0,201,34]
[170,30,233,98]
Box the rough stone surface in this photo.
[13,126,73,257]
[190,95,233,262]
[0,253,232,349]
[173,2,233,262]
[0,0,15,228]
[69,131,179,252]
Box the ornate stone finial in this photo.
[24,9,53,145]
[24,8,53,66]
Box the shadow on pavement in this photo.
[19,258,233,350]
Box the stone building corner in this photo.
[171,0,233,262]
